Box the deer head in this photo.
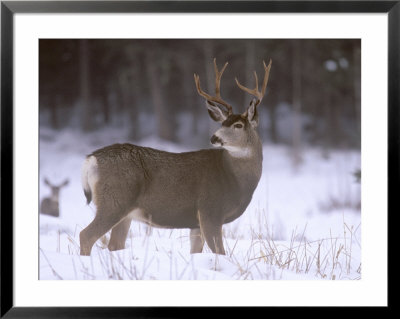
[44,177,69,201]
[194,58,272,157]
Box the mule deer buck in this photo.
[41,177,69,217]
[80,58,272,256]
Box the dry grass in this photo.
[41,216,360,280]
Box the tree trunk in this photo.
[322,85,332,158]
[269,103,278,143]
[180,54,197,136]
[128,72,139,141]
[291,40,303,168]
[243,41,256,110]
[119,71,138,140]
[146,52,175,142]
[79,40,93,131]
[101,89,110,125]
[50,95,59,129]
[353,42,361,148]
[203,40,216,140]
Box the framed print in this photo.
[1,0,397,317]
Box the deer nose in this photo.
[210,135,222,145]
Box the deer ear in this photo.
[44,177,51,186]
[61,179,70,187]
[206,101,228,123]
[246,99,259,128]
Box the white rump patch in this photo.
[81,156,99,202]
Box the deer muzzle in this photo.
[210,134,223,146]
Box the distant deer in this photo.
[80,58,272,256]
[41,177,69,217]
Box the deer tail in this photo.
[81,155,98,205]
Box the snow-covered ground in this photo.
[39,127,361,280]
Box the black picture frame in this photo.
[1,0,397,317]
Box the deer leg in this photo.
[80,210,124,256]
[202,223,225,255]
[190,228,204,254]
[198,214,225,255]
[108,217,132,251]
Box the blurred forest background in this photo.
[39,39,361,155]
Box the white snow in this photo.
[39,126,361,280]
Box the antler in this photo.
[235,59,272,106]
[194,58,233,115]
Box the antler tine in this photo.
[194,58,233,115]
[213,58,228,97]
[194,74,212,101]
[235,59,272,105]
[253,71,259,93]
[261,59,272,97]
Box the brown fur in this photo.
[80,141,262,255]
[79,59,270,256]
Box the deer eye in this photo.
[233,123,243,129]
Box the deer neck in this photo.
[222,136,263,190]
